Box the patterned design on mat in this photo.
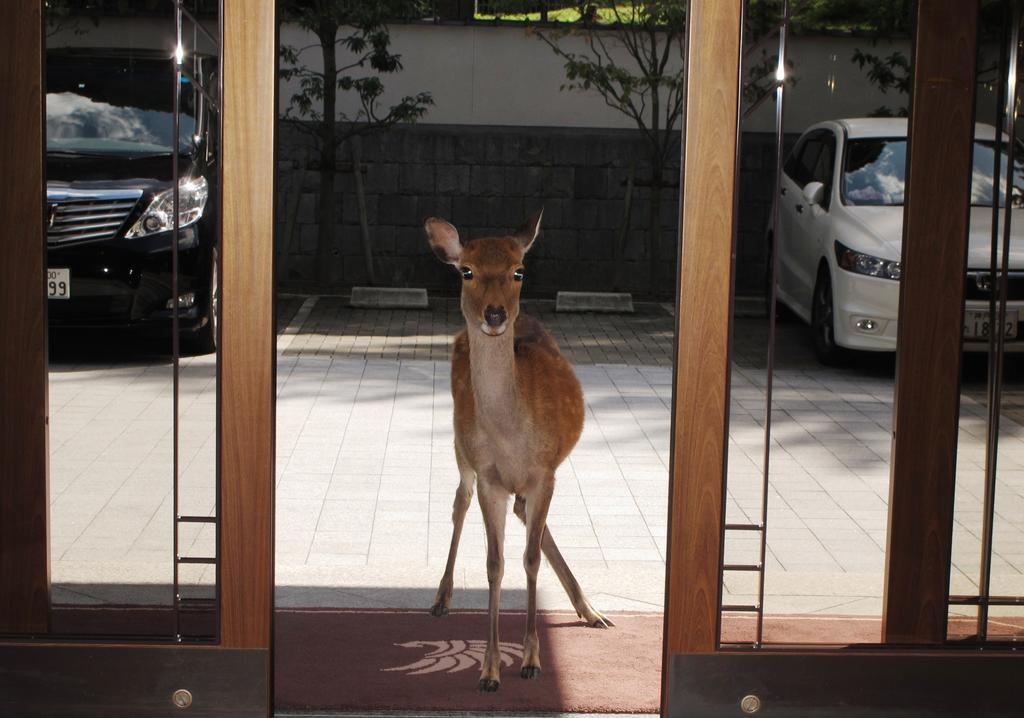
[383,640,524,675]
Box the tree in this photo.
[785,0,912,35]
[279,0,433,284]
[845,0,1004,117]
[850,48,910,117]
[535,0,686,296]
[43,0,100,39]
[736,0,916,117]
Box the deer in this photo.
[425,209,612,693]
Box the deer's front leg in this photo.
[520,486,553,679]
[431,446,475,617]
[476,473,508,692]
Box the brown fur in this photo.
[451,314,584,477]
[425,212,611,693]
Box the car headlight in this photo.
[125,176,208,238]
[835,240,902,280]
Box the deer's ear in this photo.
[425,217,462,265]
[515,208,543,253]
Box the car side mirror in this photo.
[803,181,826,206]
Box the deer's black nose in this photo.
[484,305,507,327]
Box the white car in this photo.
[770,117,1024,363]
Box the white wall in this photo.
[743,35,913,133]
[278,22,683,130]
[52,18,938,135]
[279,25,920,134]
[49,16,218,57]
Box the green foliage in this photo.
[279,0,433,148]
[536,0,685,293]
[535,0,686,176]
[746,0,914,117]
[785,0,912,35]
[478,1,653,24]
[279,0,434,283]
[43,0,100,39]
[851,48,909,117]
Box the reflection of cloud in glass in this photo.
[972,166,995,205]
[47,92,159,145]
[845,145,905,205]
[970,144,1024,207]
[844,138,1024,208]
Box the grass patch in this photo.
[475,4,644,24]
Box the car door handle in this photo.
[795,204,804,213]
[780,187,787,196]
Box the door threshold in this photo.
[277,711,656,718]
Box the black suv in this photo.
[46,48,218,353]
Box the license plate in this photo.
[47,268,70,299]
[963,310,1017,340]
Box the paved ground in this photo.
[283,296,674,365]
[47,294,1024,637]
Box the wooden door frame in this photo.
[0,1,276,715]
[0,0,49,638]
[5,0,1019,715]
[663,0,1021,715]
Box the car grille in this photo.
[964,271,1024,302]
[46,188,143,246]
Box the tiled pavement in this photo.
[282,296,674,366]
[48,295,1024,631]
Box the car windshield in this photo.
[46,55,196,157]
[842,137,1024,207]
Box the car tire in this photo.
[184,249,217,356]
[811,265,844,365]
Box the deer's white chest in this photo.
[460,332,549,493]
[466,411,544,494]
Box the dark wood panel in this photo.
[50,605,215,639]
[0,0,49,635]
[667,652,1023,718]
[219,0,276,649]
[884,0,979,644]
[0,644,267,717]
[663,0,743,659]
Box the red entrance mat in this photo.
[50,606,1021,712]
[274,609,664,713]
[275,609,1024,712]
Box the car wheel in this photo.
[184,249,217,356]
[811,265,844,365]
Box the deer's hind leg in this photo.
[513,495,614,629]
[430,443,475,617]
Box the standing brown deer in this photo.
[425,209,612,692]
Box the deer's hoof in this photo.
[430,603,449,617]
[478,678,500,692]
[520,665,541,680]
[589,614,614,629]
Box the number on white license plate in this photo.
[964,310,1017,340]
[47,268,70,299]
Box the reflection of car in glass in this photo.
[46,48,218,353]
[770,117,1024,363]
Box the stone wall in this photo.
[275,123,784,299]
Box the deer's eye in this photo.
[460,266,473,280]
[513,268,525,282]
